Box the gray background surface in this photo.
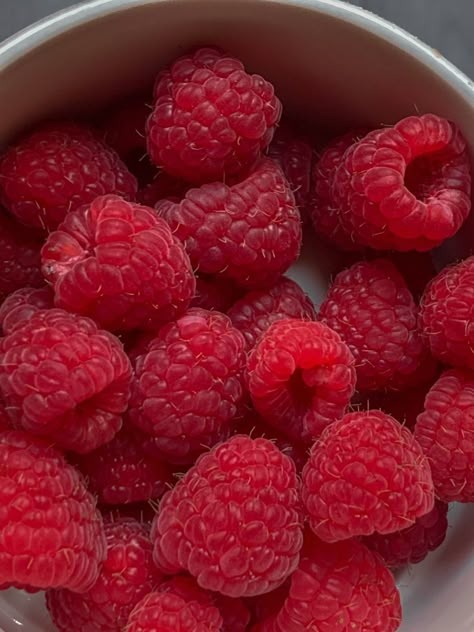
[0,0,473,79]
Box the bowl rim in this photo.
[0,0,472,105]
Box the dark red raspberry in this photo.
[128,308,246,464]
[101,98,149,161]
[0,400,12,431]
[414,368,474,502]
[227,276,316,350]
[302,410,435,542]
[382,250,437,302]
[333,114,471,251]
[0,286,54,335]
[46,517,163,632]
[151,435,303,597]
[191,275,243,312]
[126,587,223,632]
[319,259,437,391]
[245,580,290,627]
[310,129,368,251]
[0,308,132,454]
[41,194,196,332]
[74,424,173,505]
[0,212,44,300]
[156,159,302,289]
[261,536,401,632]
[0,431,106,592]
[355,383,430,431]
[137,171,189,206]
[363,500,448,568]
[419,256,474,369]
[103,502,159,527]
[247,318,356,443]
[0,122,138,230]
[267,122,313,222]
[147,47,282,183]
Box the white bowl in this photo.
[0,1,473,630]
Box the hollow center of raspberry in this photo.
[288,369,315,411]
[405,154,443,201]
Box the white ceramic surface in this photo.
[0,1,473,631]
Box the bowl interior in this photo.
[0,1,473,631]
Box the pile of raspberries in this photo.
[0,46,472,632]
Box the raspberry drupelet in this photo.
[0,286,54,335]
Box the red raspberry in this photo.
[0,212,44,300]
[267,122,313,223]
[191,275,243,312]
[102,98,149,161]
[156,159,302,289]
[0,308,132,454]
[128,308,246,464]
[74,424,173,505]
[0,286,54,335]
[41,194,196,332]
[414,368,474,502]
[137,171,189,206]
[319,259,437,391]
[419,256,474,369]
[0,122,138,230]
[227,276,316,350]
[0,431,106,592]
[126,588,223,632]
[261,536,401,632]
[103,502,159,527]
[46,517,163,632]
[247,318,356,443]
[333,114,471,251]
[151,435,303,597]
[147,47,282,183]
[363,500,448,568]
[302,410,434,542]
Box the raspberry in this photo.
[264,536,402,632]
[137,172,189,207]
[41,194,196,332]
[128,308,246,464]
[156,159,302,289]
[0,122,138,230]
[247,318,356,443]
[302,410,434,542]
[126,587,223,632]
[414,368,474,502]
[0,400,11,431]
[419,256,474,369]
[151,435,303,597]
[147,47,282,183]
[46,517,163,632]
[333,114,471,251]
[0,212,44,300]
[227,276,316,350]
[267,122,313,222]
[0,286,54,335]
[0,308,132,454]
[74,424,173,505]
[191,275,243,312]
[319,259,437,391]
[0,431,106,592]
[363,500,448,568]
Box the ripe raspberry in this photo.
[319,259,437,391]
[128,308,246,464]
[419,256,474,369]
[0,286,54,335]
[0,431,106,592]
[137,171,189,206]
[74,424,173,505]
[302,410,434,542]
[414,368,474,502]
[265,536,402,632]
[151,435,303,597]
[156,159,302,289]
[126,587,223,632]
[147,47,282,183]
[0,122,138,230]
[0,308,132,454]
[0,212,44,300]
[46,517,163,632]
[101,98,149,161]
[41,194,196,332]
[267,122,313,222]
[363,500,448,568]
[227,276,316,350]
[247,318,356,443]
[191,275,243,312]
[333,114,471,251]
